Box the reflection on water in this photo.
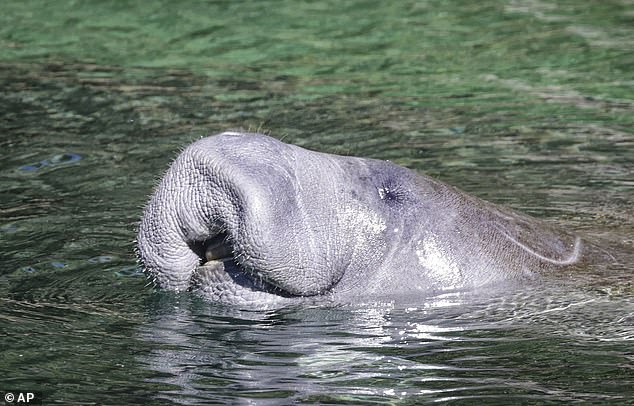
[137,285,632,404]
[1,0,632,404]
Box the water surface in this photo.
[1,0,632,404]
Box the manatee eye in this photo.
[377,186,395,201]
[377,182,408,204]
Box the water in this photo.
[1,0,632,404]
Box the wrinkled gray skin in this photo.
[137,131,584,307]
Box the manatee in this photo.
[136,131,586,306]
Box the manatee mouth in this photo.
[188,233,297,298]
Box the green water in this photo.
[1,1,632,404]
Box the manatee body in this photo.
[136,131,583,306]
